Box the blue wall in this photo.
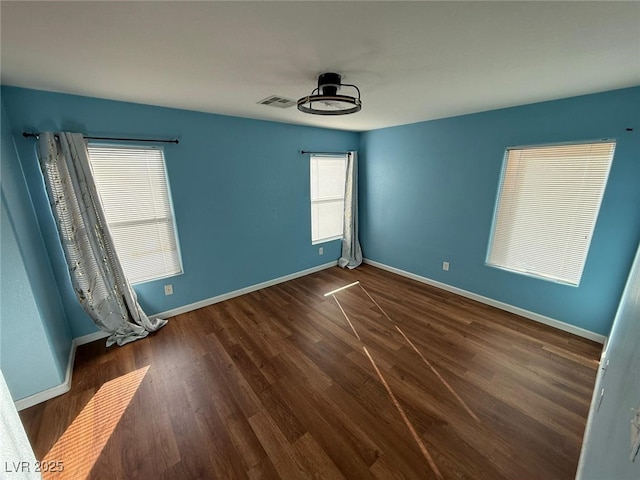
[1,85,638,403]
[1,98,71,400]
[2,87,358,338]
[360,87,640,336]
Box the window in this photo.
[310,154,347,244]
[487,141,615,286]
[87,145,182,284]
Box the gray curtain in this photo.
[37,132,167,346]
[339,151,363,269]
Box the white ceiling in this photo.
[1,1,639,132]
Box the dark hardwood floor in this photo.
[20,264,602,479]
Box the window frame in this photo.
[310,153,348,245]
[485,139,615,286]
[86,143,184,284]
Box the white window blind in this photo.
[487,141,615,286]
[87,145,182,284]
[310,154,347,244]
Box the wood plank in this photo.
[19,264,601,479]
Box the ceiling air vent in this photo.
[257,95,296,109]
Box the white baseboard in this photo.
[152,260,339,319]
[75,330,111,346]
[15,341,77,411]
[14,261,338,410]
[77,261,339,337]
[364,259,606,344]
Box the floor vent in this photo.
[257,95,296,108]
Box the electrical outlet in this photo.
[442,261,449,271]
[319,247,324,255]
[164,284,173,296]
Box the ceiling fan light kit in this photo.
[297,73,362,116]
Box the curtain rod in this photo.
[300,150,351,155]
[22,132,179,144]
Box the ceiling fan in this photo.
[297,73,362,116]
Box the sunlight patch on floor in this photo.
[42,366,150,479]
[359,283,481,424]
[328,281,484,478]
